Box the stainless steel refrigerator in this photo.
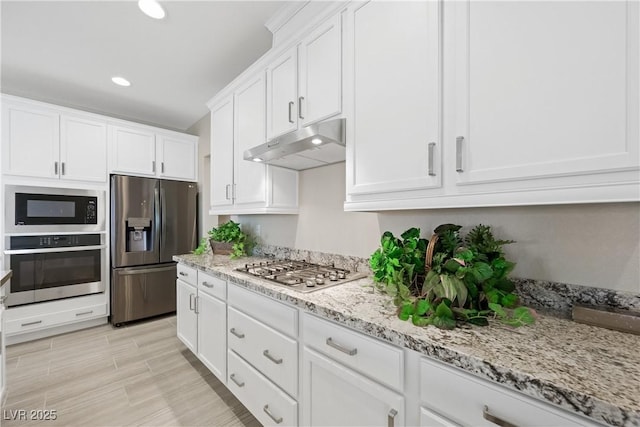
[110,175,197,325]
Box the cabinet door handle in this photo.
[263,350,283,365]
[456,136,464,172]
[75,310,94,317]
[202,281,214,288]
[388,409,398,427]
[298,96,305,119]
[483,405,518,427]
[225,184,231,200]
[152,160,156,173]
[326,337,357,356]
[54,161,59,175]
[189,293,195,311]
[263,405,283,424]
[288,101,295,124]
[230,328,245,339]
[428,142,436,176]
[194,296,199,315]
[161,162,165,173]
[21,320,43,327]
[230,373,245,388]
[61,162,66,175]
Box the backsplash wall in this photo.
[236,162,640,294]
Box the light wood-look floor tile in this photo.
[1,315,260,426]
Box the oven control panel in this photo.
[10,234,101,249]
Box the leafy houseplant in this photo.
[192,220,253,259]
[370,224,535,329]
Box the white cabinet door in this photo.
[109,125,156,176]
[453,0,639,186]
[267,47,298,139]
[299,13,342,127]
[60,114,107,182]
[345,1,441,198]
[157,134,197,181]
[2,102,60,178]
[210,97,234,210]
[197,291,226,381]
[234,74,267,207]
[176,279,197,353]
[302,347,405,427]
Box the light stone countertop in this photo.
[175,253,640,427]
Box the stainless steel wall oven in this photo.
[5,234,105,307]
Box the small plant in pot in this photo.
[370,223,535,329]
[192,220,253,259]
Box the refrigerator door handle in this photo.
[154,186,161,257]
[160,186,167,257]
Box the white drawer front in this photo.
[420,357,592,427]
[228,307,298,397]
[302,313,403,392]
[228,283,297,337]
[6,303,107,335]
[176,264,197,286]
[198,270,226,300]
[228,350,298,427]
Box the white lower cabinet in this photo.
[227,350,298,426]
[419,357,601,427]
[176,266,227,382]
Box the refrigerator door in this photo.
[110,263,176,325]
[111,175,160,267]
[159,180,197,263]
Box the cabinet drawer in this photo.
[302,313,403,392]
[6,303,107,335]
[228,350,298,427]
[420,357,595,427]
[198,271,226,300]
[176,264,197,286]
[228,283,297,337]
[228,307,298,397]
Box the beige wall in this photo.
[236,162,640,294]
[187,114,218,239]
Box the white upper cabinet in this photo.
[210,96,235,210]
[452,0,639,190]
[209,73,298,215]
[345,0,639,210]
[2,97,107,182]
[266,13,342,140]
[109,124,197,182]
[345,1,441,199]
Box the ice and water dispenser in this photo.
[126,217,152,252]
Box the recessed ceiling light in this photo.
[311,138,323,145]
[111,76,131,87]
[138,0,166,19]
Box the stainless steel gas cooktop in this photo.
[234,259,366,293]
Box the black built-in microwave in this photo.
[14,192,97,225]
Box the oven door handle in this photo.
[4,244,106,255]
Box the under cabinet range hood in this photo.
[243,118,345,170]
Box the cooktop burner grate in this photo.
[234,259,366,293]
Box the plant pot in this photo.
[209,239,233,255]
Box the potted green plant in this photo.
[370,224,535,329]
[192,220,253,259]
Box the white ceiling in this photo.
[1,1,289,132]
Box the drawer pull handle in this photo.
[326,337,357,356]
[483,405,518,427]
[179,271,188,277]
[202,281,214,288]
[230,328,245,339]
[263,405,283,424]
[75,310,94,316]
[388,409,398,427]
[230,373,245,388]
[263,350,283,365]
[21,320,43,327]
